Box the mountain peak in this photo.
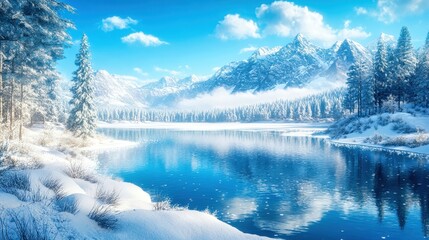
[293,33,309,46]
[251,46,282,59]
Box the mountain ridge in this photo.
[93,34,374,109]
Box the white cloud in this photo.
[337,20,371,40]
[215,14,261,40]
[240,46,258,54]
[154,67,182,76]
[175,76,345,110]
[256,1,337,44]
[357,0,429,24]
[121,32,168,46]
[102,16,138,31]
[254,1,370,45]
[133,67,148,76]
[354,7,368,15]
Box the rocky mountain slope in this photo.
[92,34,374,109]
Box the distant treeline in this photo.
[98,89,345,122]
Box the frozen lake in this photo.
[98,124,429,239]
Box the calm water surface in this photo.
[98,127,429,240]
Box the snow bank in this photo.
[327,112,429,155]
[0,124,269,239]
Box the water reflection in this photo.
[98,128,429,239]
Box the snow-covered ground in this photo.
[0,124,269,240]
[5,115,427,239]
[327,112,429,155]
[99,111,429,156]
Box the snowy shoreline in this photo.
[98,118,429,157]
[0,125,269,239]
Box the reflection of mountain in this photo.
[99,128,429,239]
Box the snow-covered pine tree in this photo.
[416,32,429,108]
[345,61,371,117]
[45,71,65,123]
[0,0,72,139]
[392,27,417,109]
[67,34,96,138]
[373,36,389,112]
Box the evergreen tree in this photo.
[345,61,371,117]
[0,0,73,139]
[373,36,389,112]
[416,32,429,108]
[45,72,65,122]
[67,34,96,138]
[392,27,417,109]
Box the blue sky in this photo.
[57,0,429,81]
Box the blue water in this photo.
[98,128,429,240]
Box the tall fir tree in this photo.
[67,34,96,138]
[373,36,389,112]
[416,32,429,108]
[392,27,417,109]
[345,61,371,117]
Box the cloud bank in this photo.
[175,76,346,110]
[215,1,370,46]
[356,0,429,23]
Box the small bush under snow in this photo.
[95,185,120,206]
[88,203,118,229]
[65,161,97,183]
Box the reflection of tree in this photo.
[99,128,429,238]
[409,165,429,236]
[374,163,387,222]
[335,146,429,235]
[393,167,408,230]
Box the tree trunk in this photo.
[9,76,13,140]
[19,82,23,141]
[0,49,3,125]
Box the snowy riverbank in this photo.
[99,115,429,156]
[0,124,269,239]
[327,112,429,155]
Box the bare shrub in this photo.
[88,203,118,229]
[1,209,52,240]
[41,176,66,200]
[364,134,383,145]
[59,132,90,149]
[26,187,48,203]
[0,141,17,167]
[203,208,218,217]
[153,197,185,211]
[0,171,31,192]
[56,197,80,215]
[392,118,418,134]
[65,161,97,183]
[95,185,120,206]
[38,129,53,147]
[383,136,408,147]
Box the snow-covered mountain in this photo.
[325,38,372,79]
[93,70,147,108]
[146,34,372,106]
[193,34,329,93]
[91,34,373,109]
